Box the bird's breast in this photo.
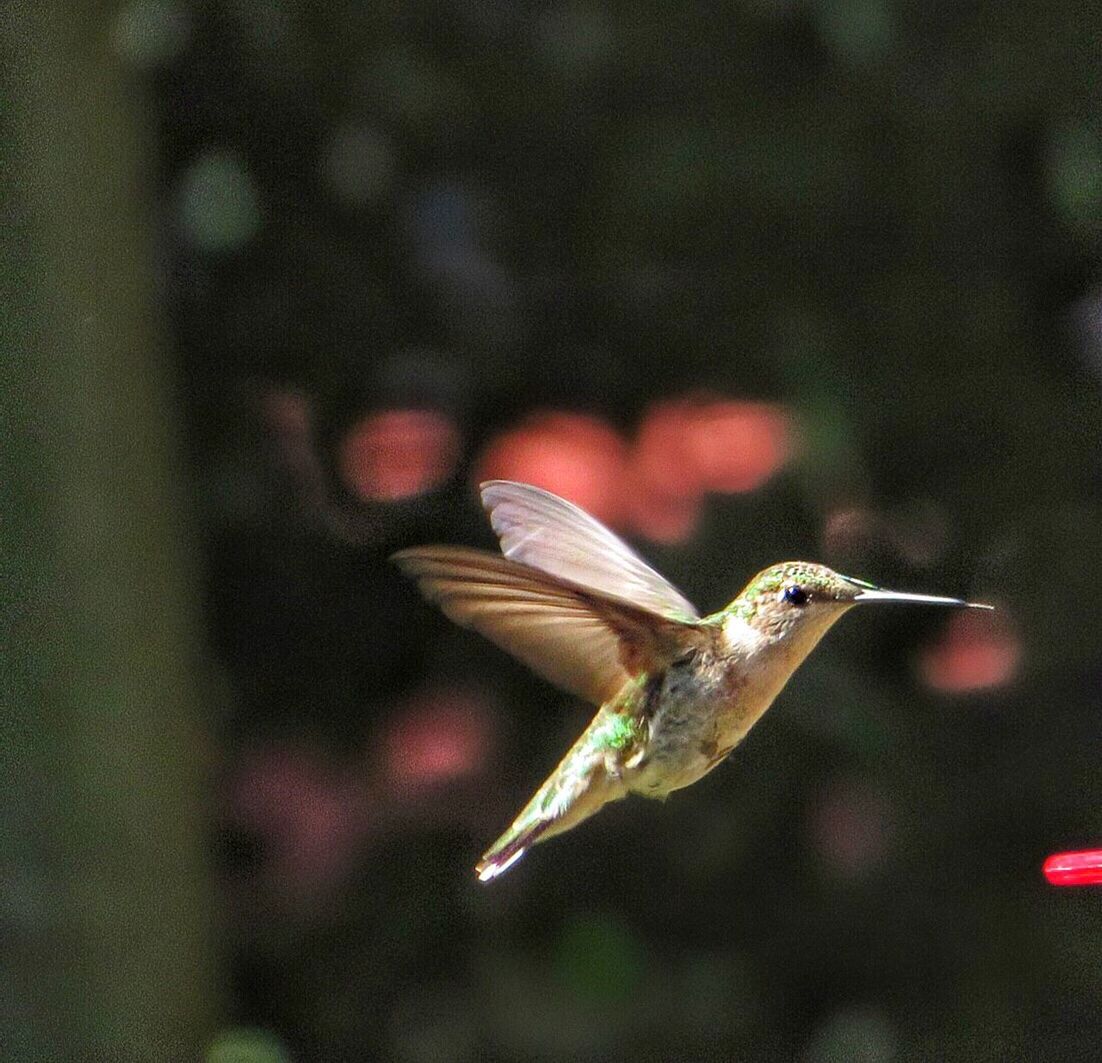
[627,653,765,797]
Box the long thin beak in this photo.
[851,587,993,610]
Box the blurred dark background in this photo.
[6,1,1102,1060]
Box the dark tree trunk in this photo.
[1,4,218,1057]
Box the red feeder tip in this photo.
[1043,849,1102,887]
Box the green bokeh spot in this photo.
[815,0,895,64]
[177,150,261,253]
[1048,122,1102,232]
[113,0,190,68]
[206,1028,290,1063]
[553,912,645,1004]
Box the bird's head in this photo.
[731,561,990,656]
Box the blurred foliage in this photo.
[8,0,1102,1059]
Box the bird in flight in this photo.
[393,481,989,882]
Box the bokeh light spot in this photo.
[805,1005,898,1063]
[1067,285,1102,384]
[366,48,458,127]
[473,398,794,544]
[808,778,893,881]
[113,0,191,68]
[175,149,261,253]
[229,746,368,897]
[821,506,879,558]
[553,912,645,1004]
[207,1027,290,1063]
[633,397,794,501]
[535,4,615,79]
[1048,120,1102,234]
[259,388,312,439]
[683,400,793,492]
[474,411,629,524]
[919,608,1020,694]
[622,477,701,544]
[632,399,705,501]
[321,123,397,209]
[814,0,895,65]
[382,687,492,792]
[339,408,461,502]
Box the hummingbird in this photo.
[393,481,991,882]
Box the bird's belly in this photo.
[627,676,754,797]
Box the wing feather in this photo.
[392,546,701,704]
[480,481,700,620]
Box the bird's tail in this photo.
[474,812,551,882]
[475,711,626,882]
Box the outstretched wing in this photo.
[479,481,700,620]
[392,546,703,705]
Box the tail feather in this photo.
[475,797,555,882]
[475,818,551,882]
[474,710,628,882]
[476,848,526,883]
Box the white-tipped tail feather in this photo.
[476,848,527,882]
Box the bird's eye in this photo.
[783,584,809,606]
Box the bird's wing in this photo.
[479,480,700,620]
[392,546,704,705]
